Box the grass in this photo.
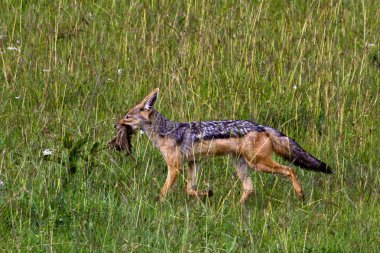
[0,0,379,251]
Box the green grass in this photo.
[1,0,379,251]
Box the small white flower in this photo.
[0,179,3,187]
[43,68,50,72]
[7,46,21,52]
[293,85,298,90]
[368,43,376,48]
[139,130,144,136]
[43,149,53,156]
[117,69,123,75]
[107,78,114,82]
[16,39,20,44]
[15,96,20,99]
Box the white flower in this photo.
[107,78,114,82]
[43,69,50,72]
[117,69,123,75]
[15,96,20,99]
[139,130,144,136]
[43,149,53,156]
[293,85,298,90]
[7,46,21,52]
[368,43,376,48]
[0,179,3,187]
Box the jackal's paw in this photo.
[157,195,167,202]
[297,193,305,202]
[198,189,213,197]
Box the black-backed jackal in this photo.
[116,88,333,203]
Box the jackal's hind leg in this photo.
[246,157,304,200]
[236,157,254,203]
[186,161,212,197]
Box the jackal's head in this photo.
[116,88,159,131]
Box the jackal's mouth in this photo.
[116,122,138,131]
[109,124,136,160]
[128,124,139,131]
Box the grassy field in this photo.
[1,0,379,251]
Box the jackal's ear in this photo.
[142,88,159,110]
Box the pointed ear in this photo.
[142,88,159,110]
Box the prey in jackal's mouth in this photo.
[109,124,135,161]
[114,88,333,203]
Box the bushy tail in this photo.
[266,127,333,174]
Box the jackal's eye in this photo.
[125,115,130,119]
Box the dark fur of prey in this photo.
[109,125,135,160]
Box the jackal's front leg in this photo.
[236,157,254,203]
[160,155,182,201]
[186,161,198,196]
[186,161,212,197]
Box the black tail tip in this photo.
[319,163,334,174]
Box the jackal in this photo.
[116,88,333,203]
